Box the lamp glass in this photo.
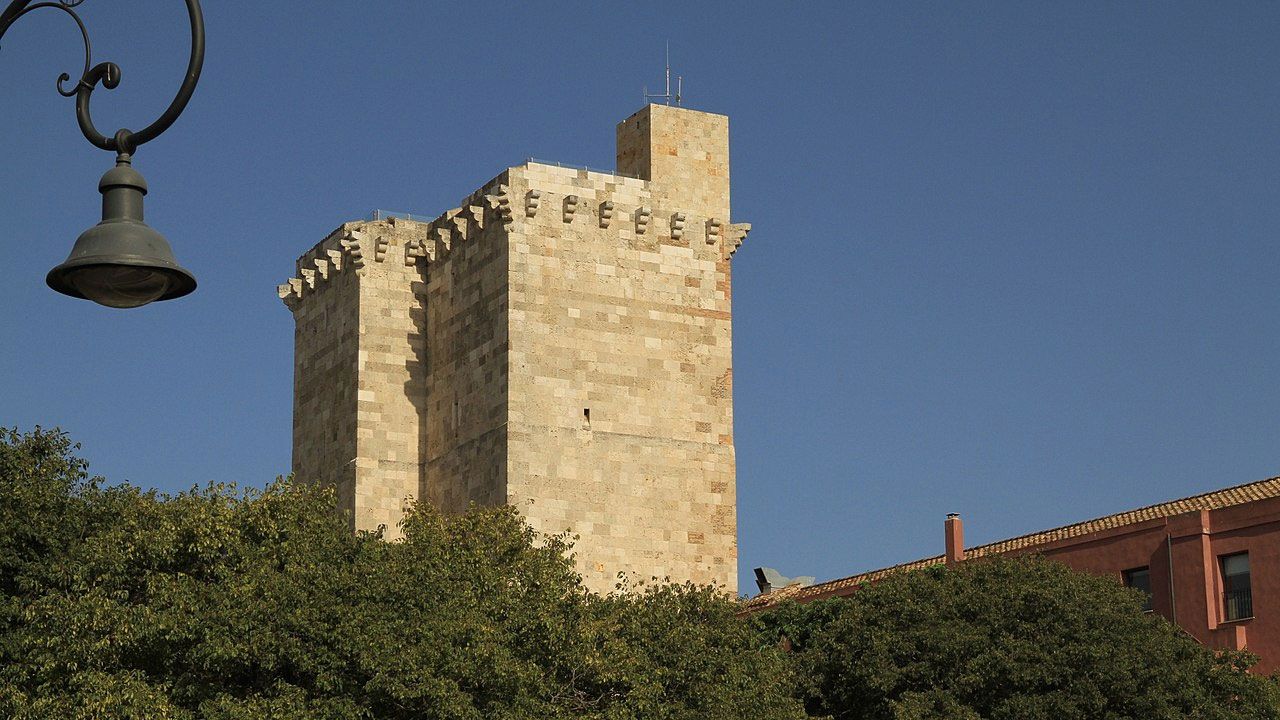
[66,264,173,308]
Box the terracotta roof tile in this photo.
[742,475,1280,612]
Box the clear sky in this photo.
[2,2,1277,593]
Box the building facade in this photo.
[278,105,749,593]
[745,477,1280,673]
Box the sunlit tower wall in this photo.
[280,104,750,592]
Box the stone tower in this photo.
[279,104,749,592]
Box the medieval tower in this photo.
[278,105,749,592]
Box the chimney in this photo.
[945,513,964,565]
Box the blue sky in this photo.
[2,2,1277,593]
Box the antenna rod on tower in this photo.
[644,42,683,107]
[665,42,671,105]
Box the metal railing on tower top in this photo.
[525,158,641,180]
[369,210,432,223]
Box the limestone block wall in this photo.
[617,104,730,220]
[420,180,512,513]
[352,219,430,536]
[280,218,429,537]
[502,160,746,592]
[284,241,360,520]
[281,105,749,593]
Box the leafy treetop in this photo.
[0,427,803,720]
[752,553,1280,720]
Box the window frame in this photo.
[1220,551,1253,622]
[1122,566,1153,613]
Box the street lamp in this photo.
[0,0,203,308]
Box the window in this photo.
[1123,567,1153,612]
[1221,552,1252,621]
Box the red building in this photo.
[746,476,1280,673]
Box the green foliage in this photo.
[14,426,1274,720]
[0,427,803,719]
[754,556,1280,720]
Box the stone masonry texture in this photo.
[279,105,750,593]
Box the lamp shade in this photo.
[46,157,196,308]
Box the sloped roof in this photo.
[742,475,1280,612]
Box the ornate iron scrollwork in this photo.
[0,0,204,156]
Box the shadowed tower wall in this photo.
[282,219,430,535]
[280,105,748,592]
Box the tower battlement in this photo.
[279,163,749,310]
[280,105,746,592]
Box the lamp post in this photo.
[0,0,203,308]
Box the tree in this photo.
[753,555,1280,720]
[0,427,804,719]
